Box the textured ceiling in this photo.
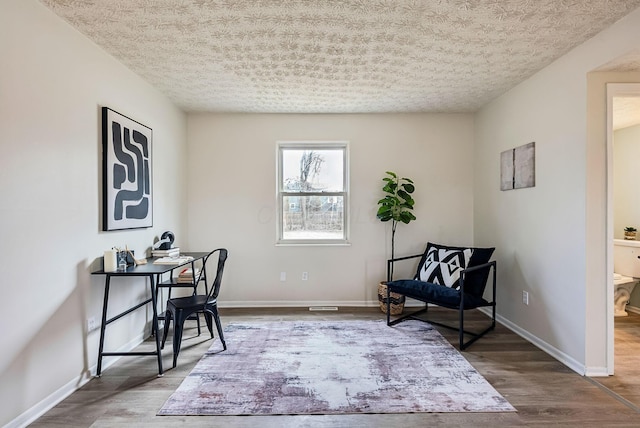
[41,0,640,114]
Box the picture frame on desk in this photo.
[102,107,153,231]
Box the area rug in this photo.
[158,319,515,415]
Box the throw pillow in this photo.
[418,246,472,288]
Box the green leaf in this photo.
[382,183,396,193]
[379,196,397,205]
[376,206,391,216]
[399,212,416,224]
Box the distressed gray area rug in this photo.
[158,319,515,415]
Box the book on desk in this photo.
[151,247,180,258]
[153,255,194,265]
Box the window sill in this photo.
[276,240,351,247]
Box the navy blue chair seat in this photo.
[387,279,491,310]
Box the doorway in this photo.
[606,83,640,375]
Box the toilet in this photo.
[613,239,640,317]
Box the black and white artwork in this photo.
[102,107,152,231]
[500,142,535,191]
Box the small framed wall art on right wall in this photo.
[500,142,535,191]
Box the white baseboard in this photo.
[584,366,610,377]
[477,307,587,376]
[625,305,640,314]
[6,371,92,428]
[220,300,376,308]
[219,299,425,309]
[7,331,146,428]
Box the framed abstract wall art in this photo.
[102,107,153,231]
[500,142,535,191]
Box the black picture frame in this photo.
[102,107,153,231]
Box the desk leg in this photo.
[149,275,164,376]
[96,275,111,377]
[151,273,163,337]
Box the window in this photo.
[277,141,349,245]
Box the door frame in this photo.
[606,83,640,374]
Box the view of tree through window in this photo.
[278,143,348,243]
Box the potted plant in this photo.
[624,226,637,240]
[376,171,416,314]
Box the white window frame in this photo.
[276,141,350,246]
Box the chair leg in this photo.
[203,311,214,338]
[191,283,202,336]
[459,305,466,350]
[172,309,186,368]
[212,307,226,350]
[195,312,201,336]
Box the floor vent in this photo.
[308,306,339,311]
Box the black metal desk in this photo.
[91,252,209,376]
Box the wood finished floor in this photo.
[29,307,640,427]
[591,310,640,409]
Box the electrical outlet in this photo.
[87,316,98,332]
[522,291,529,305]
[280,272,286,282]
[302,272,308,281]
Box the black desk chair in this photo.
[161,248,228,367]
[157,262,206,336]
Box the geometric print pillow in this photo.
[418,247,472,288]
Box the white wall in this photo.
[186,113,475,306]
[613,123,640,308]
[612,103,640,316]
[613,124,640,239]
[0,1,187,426]
[475,7,640,374]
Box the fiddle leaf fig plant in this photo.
[376,171,416,280]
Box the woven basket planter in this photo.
[377,282,405,315]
